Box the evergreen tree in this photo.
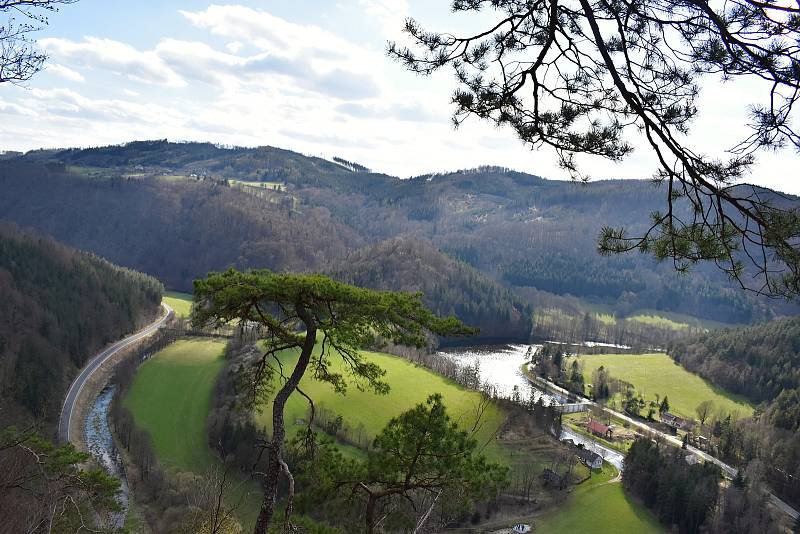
[193,269,473,534]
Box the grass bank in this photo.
[256,346,510,464]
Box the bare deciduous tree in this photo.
[1,0,76,84]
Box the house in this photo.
[661,412,694,431]
[587,419,613,438]
[575,447,603,469]
[512,524,532,533]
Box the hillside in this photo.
[0,223,162,426]
[0,159,362,290]
[2,141,797,329]
[330,237,532,340]
[668,317,800,404]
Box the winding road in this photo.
[57,302,173,444]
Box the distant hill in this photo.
[0,223,162,426]
[2,140,797,328]
[330,237,532,341]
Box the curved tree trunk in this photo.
[253,305,317,534]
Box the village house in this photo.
[661,412,694,431]
[575,447,604,469]
[587,419,613,438]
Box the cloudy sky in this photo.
[1,0,797,192]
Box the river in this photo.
[439,343,625,471]
[84,385,129,528]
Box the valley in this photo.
[3,143,800,534]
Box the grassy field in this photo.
[163,291,192,318]
[124,338,225,471]
[626,314,689,330]
[535,473,663,534]
[124,338,262,527]
[256,346,510,464]
[231,180,286,191]
[570,352,753,419]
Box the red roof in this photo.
[588,419,610,434]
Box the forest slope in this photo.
[330,237,532,340]
[3,141,798,326]
[0,223,162,426]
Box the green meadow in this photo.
[570,352,753,419]
[124,338,225,471]
[256,346,510,464]
[535,467,663,534]
[163,290,192,318]
[124,338,262,527]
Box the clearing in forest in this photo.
[571,352,753,419]
[163,291,192,318]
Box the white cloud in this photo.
[226,41,243,54]
[40,37,186,87]
[358,0,409,38]
[25,87,184,125]
[179,5,383,95]
[46,63,85,82]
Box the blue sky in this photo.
[1,1,798,193]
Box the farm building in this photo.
[587,419,613,438]
[661,412,694,431]
[575,447,603,469]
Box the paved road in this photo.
[57,302,172,444]
[529,371,799,521]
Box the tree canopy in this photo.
[389,0,800,298]
[192,269,474,534]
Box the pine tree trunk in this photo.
[253,305,316,534]
[365,494,377,534]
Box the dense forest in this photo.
[0,223,162,426]
[330,237,532,340]
[2,141,792,331]
[669,319,800,507]
[623,439,780,534]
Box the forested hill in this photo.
[669,317,800,405]
[2,140,797,327]
[330,237,532,340]
[0,223,162,427]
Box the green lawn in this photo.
[256,346,510,464]
[571,353,753,419]
[124,338,262,528]
[163,290,192,318]
[124,338,225,471]
[535,478,663,534]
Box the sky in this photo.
[0,1,798,193]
